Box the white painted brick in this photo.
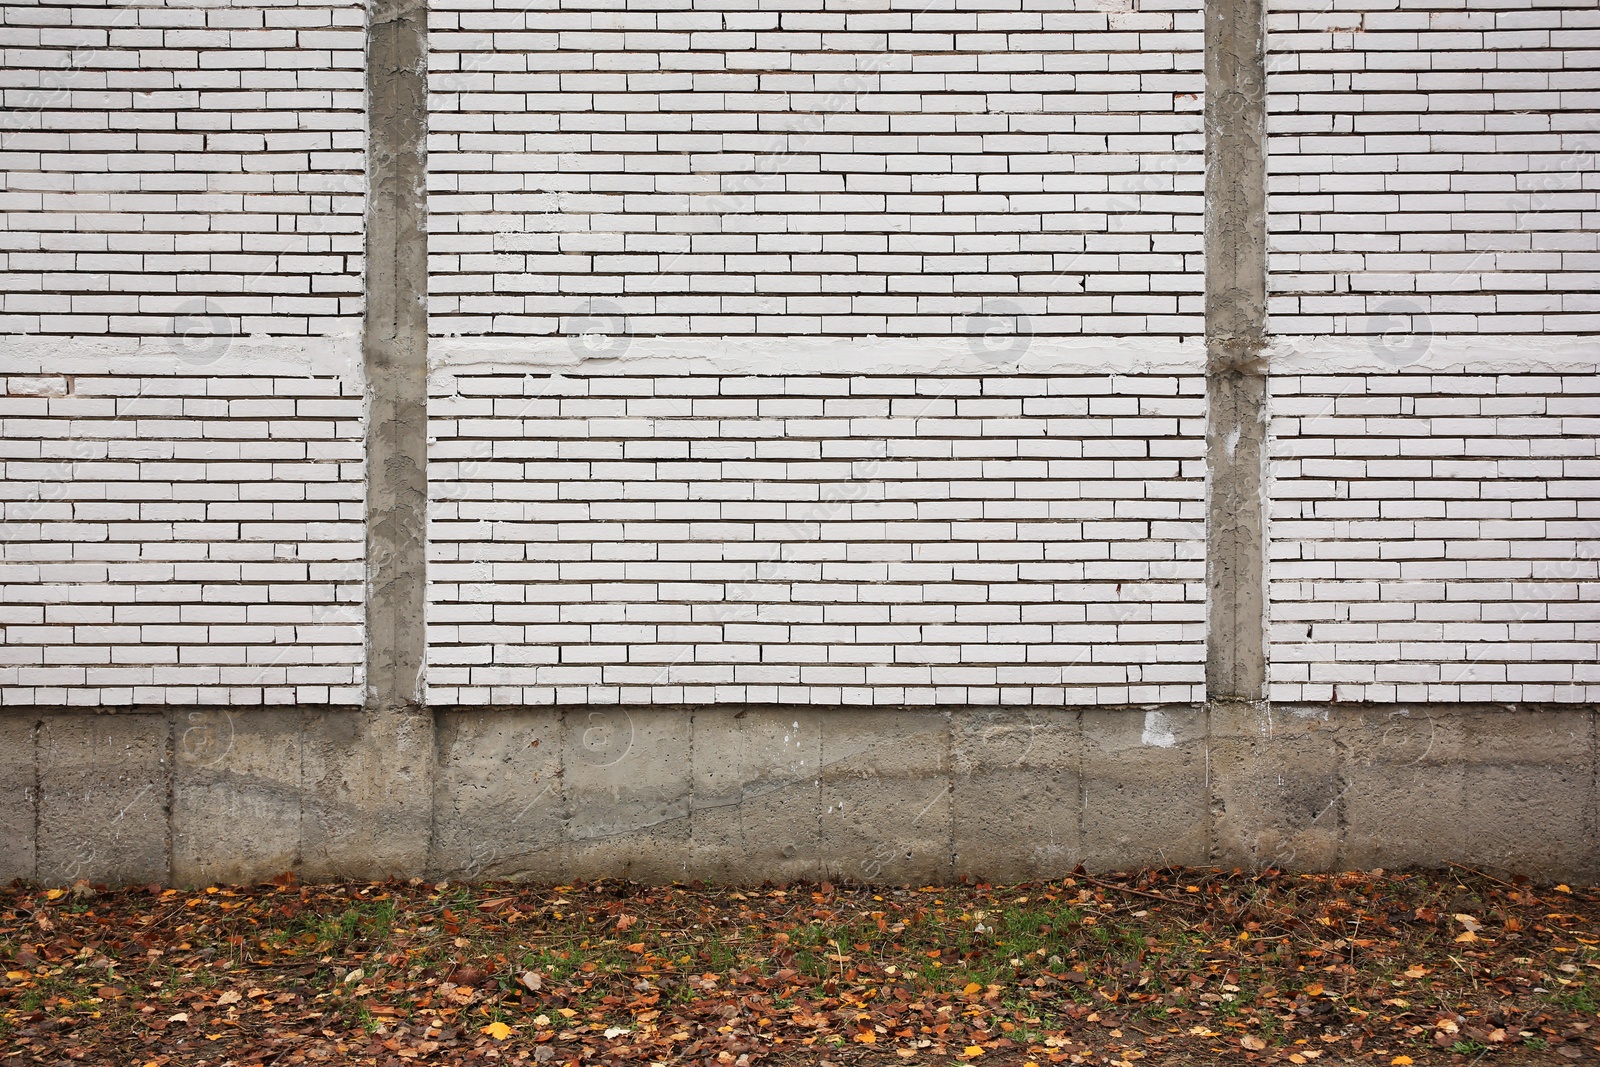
[428,373,1207,705]
[1269,373,1598,704]
[1268,0,1595,336]
[0,374,365,705]
[425,0,1204,337]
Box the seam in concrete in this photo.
[1074,708,1086,870]
[1203,0,1269,701]
[163,711,175,885]
[31,716,41,883]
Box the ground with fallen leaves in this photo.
[3,868,1598,1067]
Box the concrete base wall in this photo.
[2,703,1595,886]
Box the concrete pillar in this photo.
[332,0,435,877]
[1203,0,1269,703]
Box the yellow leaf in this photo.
[963,982,983,994]
[1403,965,1428,979]
[6,971,29,981]
[1304,983,1324,997]
[481,1021,512,1040]
[1391,1058,1413,1066]
[1454,930,1478,943]
[1556,884,1572,894]
[45,888,65,901]
[557,1008,577,1018]
[853,1031,876,1044]
[1289,1055,1307,1064]
[963,1046,985,1059]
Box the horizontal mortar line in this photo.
[431,51,1207,61]
[422,331,1207,338]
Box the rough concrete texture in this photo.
[0,716,36,879]
[1204,0,1270,703]
[1206,372,1268,700]
[4,705,1593,886]
[36,713,169,885]
[1081,708,1211,871]
[431,710,564,879]
[364,0,428,712]
[1210,701,1343,870]
[952,709,1079,882]
[1204,0,1267,367]
[1338,706,1597,876]
[299,707,435,880]
[345,0,436,878]
[690,708,823,883]
[172,709,303,886]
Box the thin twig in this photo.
[1447,861,1544,908]
[1083,877,1207,910]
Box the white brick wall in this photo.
[1267,0,1600,336]
[1269,372,1600,704]
[0,371,365,705]
[427,0,1205,338]
[428,373,1208,705]
[0,0,366,338]
[1,0,1594,711]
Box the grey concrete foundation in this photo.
[2,703,1594,886]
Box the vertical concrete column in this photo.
[1200,0,1339,870]
[302,0,434,877]
[1203,0,1268,700]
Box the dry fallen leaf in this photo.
[481,1021,512,1040]
[1241,1035,1266,1050]
[519,970,542,992]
